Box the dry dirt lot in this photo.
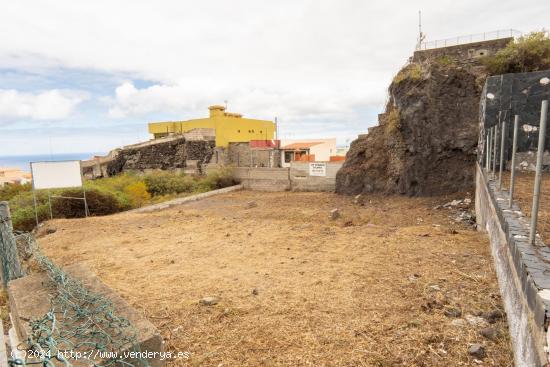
[37,190,513,367]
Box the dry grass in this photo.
[501,170,550,243]
[37,191,513,366]
[393,64,424,85]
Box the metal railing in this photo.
[482,97,549,245]
[416,29,522,51]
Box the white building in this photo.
[280,139,337,168]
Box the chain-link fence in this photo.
[0,202,149,367]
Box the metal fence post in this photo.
[0,202,23,286]
[485,130,489,172]
[493,124,499,176]
[509,115,519,208]
[529,100,549,244]
[499,120,506,190]
[488,127,493,173]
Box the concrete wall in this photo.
[233,167,290,191]
[290,161,342,191]
[413,38,511,63]
[231,161,343,192]
[475,163,550,366]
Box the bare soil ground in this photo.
[36,191,513,367]
[501,171,550,243]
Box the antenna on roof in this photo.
[416,10,426,50]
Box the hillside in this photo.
[337,32,550,197]
[336,60,487,196]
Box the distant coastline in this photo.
[0,153,103,172]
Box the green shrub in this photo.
[196,168,237,192]
[435,55,454,67]
[144,172,196,196]
[0,183,31,202]
[384,109,401,136]
[6,169,237,231]
[52,189,122,218]
[11,204,49,232]
[124,182,151,207]
[483,31,550,75]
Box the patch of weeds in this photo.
[393,64,423,85]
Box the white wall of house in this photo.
[279,138,337,167]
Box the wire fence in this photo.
[416,29,522,51]
[0,202,24,286]
[0,219,148,367]
[481,97,550,245]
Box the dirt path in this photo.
[37,191,513,366]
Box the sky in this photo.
[0,1,548,156]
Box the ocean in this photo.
[0,153,103,172]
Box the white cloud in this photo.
[106,79,386,123]
[0,89,88,121]
[1,0,549,154]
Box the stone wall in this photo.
[413,38,512,63]
[82,136,215,178]
[476,163,550,366]
[225,143,281,168]
[478,70,550,168]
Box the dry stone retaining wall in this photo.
[476,163,550,366]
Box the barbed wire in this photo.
[8,232,149,367]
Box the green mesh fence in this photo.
[0,215,24,285]
[7,232,149,367]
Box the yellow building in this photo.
[148,105,276,147]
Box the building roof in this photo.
[281,142,323,150]
[250,140,280,149]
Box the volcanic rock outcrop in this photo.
[336,61,487,196]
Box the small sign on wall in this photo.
[309,162,327,177]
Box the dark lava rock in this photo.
[336,61,487,196]
[107,137,215,176]
[480,327,499,341]
[468,344,486,359]
[444,307,462,318]
[482,309,504,324]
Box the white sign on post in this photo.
[31,161,83,189]
[309,162,327,177]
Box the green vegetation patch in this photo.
[393,63,424,85]
[5,169,237,231]
[483,31,550,75]
[384,109,401,136]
